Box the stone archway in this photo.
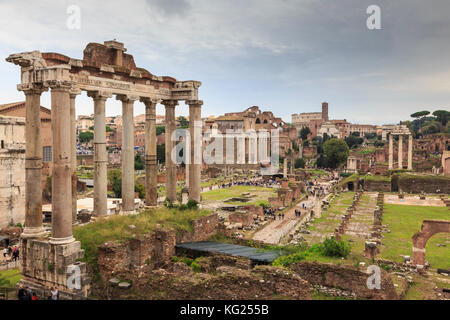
[412,220,450,267]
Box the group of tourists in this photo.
[17,285,59,301]
[263,207,278,220]
[2,246,19,261]
[294,209,302,217]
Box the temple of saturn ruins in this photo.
[5,40,203,297]
[385,125,413,170]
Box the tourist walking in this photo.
[49,287,59,300]
[2,247,7,258]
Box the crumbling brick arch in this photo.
[412,220,450,267]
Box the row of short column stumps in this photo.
[364,192,385,259]
[334,191,363,241]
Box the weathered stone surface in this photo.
[290,261,398,300]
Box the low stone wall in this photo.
[229,212,254,227]
[98,229,177,276]
[178,213,219,243]
[363,180,391,192]
[290,261,398,300]
[97,214,219,277]
[397,175,450,193]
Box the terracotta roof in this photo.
[0,101,51,120]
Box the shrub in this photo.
[164,198,174,208]
[186,200,199,210]
[272,252,306,267]
[321,238,351,258]
[190,259,202,272]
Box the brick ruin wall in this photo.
[290,261,398,300]
[97,214,219,277]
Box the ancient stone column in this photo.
[89,91,111,216]
[388,133,393,170]
[69,89,81,224]
[162,100,178,202]
[21,86,47,239]
[141,98,158,207]
[186,100,203,203]
[398,134,403,169]
[283,159,287,178]
[408,134,413,170]
[117,95,138,214]
[49,82,75,244]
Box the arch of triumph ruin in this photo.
[5,40,203,298]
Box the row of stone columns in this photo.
[21,83,203,243]
[388,133,413,170]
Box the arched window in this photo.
[263,119,268,124]
[256,118,261,124]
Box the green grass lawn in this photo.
[380,204,450,269]
[201,186,276,202]
[0,268,21,287]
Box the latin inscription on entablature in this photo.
[77,77,132,90]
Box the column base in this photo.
[49,236,75,245]
[20,238,90,300]
[21,226,47,239]
[120,210,135,216]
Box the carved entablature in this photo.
[171,80,201,101]
[5,41,201,103]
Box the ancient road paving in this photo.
[252,195,322,245]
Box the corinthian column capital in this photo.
[140,97,160,106]
[161,99,179,107]
[185,100,203,107]
[116,94,139,103]
[87,90,112,101]
[21,84,48,95]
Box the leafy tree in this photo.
[422,121,440,134]
[156,126,165,136]
[177,116,189,127]
[364,132,377,140]
[294,157,305,169]
[323,138,349,169]
[157,144,165,164]
[350,131,360,137]
[135,183,145,199]
[432,110,450,126]
[303,140,310,147]
[79,131,94,143]
[374,140,385,147]
[410,111,430,119]
[292,140,299,152]
[106,126,113,132]
[108,169,122,198]
[316,154,328,168]
[344,135,363,149]
[299,127,311,140]
[135,154,144,170]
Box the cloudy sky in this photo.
[0,0,449,124]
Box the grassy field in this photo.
[73,207,211,271]
[380,204,450,269]
[0,268,21,287]
[201,185,276,203]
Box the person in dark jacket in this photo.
[17,285,26,300]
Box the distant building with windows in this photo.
[0,101,52,184]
